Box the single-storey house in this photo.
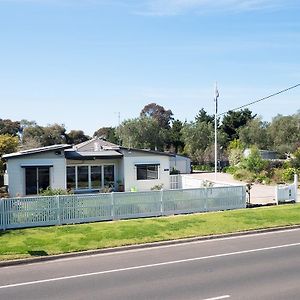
[3,138,174,197]
[169,154,191,174]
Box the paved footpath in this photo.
[188,172,297,205]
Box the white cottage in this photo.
[3,139,173,197]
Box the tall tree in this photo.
[140,103,174,129]
[41,124,67,146]
[267,113,300,154]
[66,130,90,145]
[116,117,162,150]
[195,108,214,124]
[181,121,214,163]
[238,117,270,149]
[168,119,184,153]
[221,109,256,143]
[0,119,21,136]
[93,127,118,144]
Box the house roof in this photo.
[2,144,71,159]
[119,147,175,157]
[2,138,174,160]
[74,138,120,152]
[65,150,123,160]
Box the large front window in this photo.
[136,164,159,180]
[25,167,50,195]
[66,165,115,190]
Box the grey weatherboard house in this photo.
[3,138,174,197]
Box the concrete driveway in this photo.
[188,172,277,205]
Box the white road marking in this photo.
[1,242,300,290]
[202,295,230,300]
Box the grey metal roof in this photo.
[2,144,71,159]
[65,150,123,160]
[74,138,120,152]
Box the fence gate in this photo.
[276,174,298,204]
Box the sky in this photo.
[0,0,299,135]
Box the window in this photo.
[91,166,102,189]
[66,166,76,189]
[66,165,115,190]
[25,167,50,195]
[77,166,89,189]
[136,164,159,180]
[104,165,114,187]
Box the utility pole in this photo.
[214,83,219,181]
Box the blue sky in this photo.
[0,0,299,135]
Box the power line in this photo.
[217,83,300,116]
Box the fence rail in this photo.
[0,186,246,230]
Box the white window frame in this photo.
[135,163,160,181]
[66,164,116,190]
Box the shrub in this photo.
[241,147,268,173]
[39,187,71,196]
[282,168,298,182]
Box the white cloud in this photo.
[136,0,296,16]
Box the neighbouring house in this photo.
[3,138,174,197]
[243,149,278,160]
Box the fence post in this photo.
[294,174,299,203]
[1,198,5,231]
[205,188,208,212]
[160,189,164,216]
[56,196,61,225]
[275,186,279,205]
[111,192,115,220]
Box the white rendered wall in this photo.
[121,149,171,192]
[6,152,66,197]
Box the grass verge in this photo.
[1,204,300,261]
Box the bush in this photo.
[282,168,298,182]
[39,187,71,196]
[241,147,268,173]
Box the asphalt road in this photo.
[1,228,300,300]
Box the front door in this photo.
[25,167,50,195]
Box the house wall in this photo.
[6,151,66,197]
[121,149,171,192]
[170,155,191,174]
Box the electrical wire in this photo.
[217,83,300,116]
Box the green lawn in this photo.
[1,204,300,261]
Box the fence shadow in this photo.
[28,250,49,257]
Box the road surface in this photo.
[1,228,300,299]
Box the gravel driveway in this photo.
[187,172,277,205]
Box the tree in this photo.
[221,109,256,143]
[93,127,118,144]
[181,121,214,163]
[66,130,90,145]
[168,119,185,153]
[140,103,174,129]
[0,134,19,174]
[267,113,300,154]
[195,108,214,124]
[116,117,162,150]
[238,117,270,149]
[0,119,21,136]
[21,122,44,149]
[41,124,67,146]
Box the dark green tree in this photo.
[221,109,256,143]
[140,103,174,129]
[66,130,90,145]
[93,127,118,144]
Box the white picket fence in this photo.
[0,186,246,230]
[276,175,298,204]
